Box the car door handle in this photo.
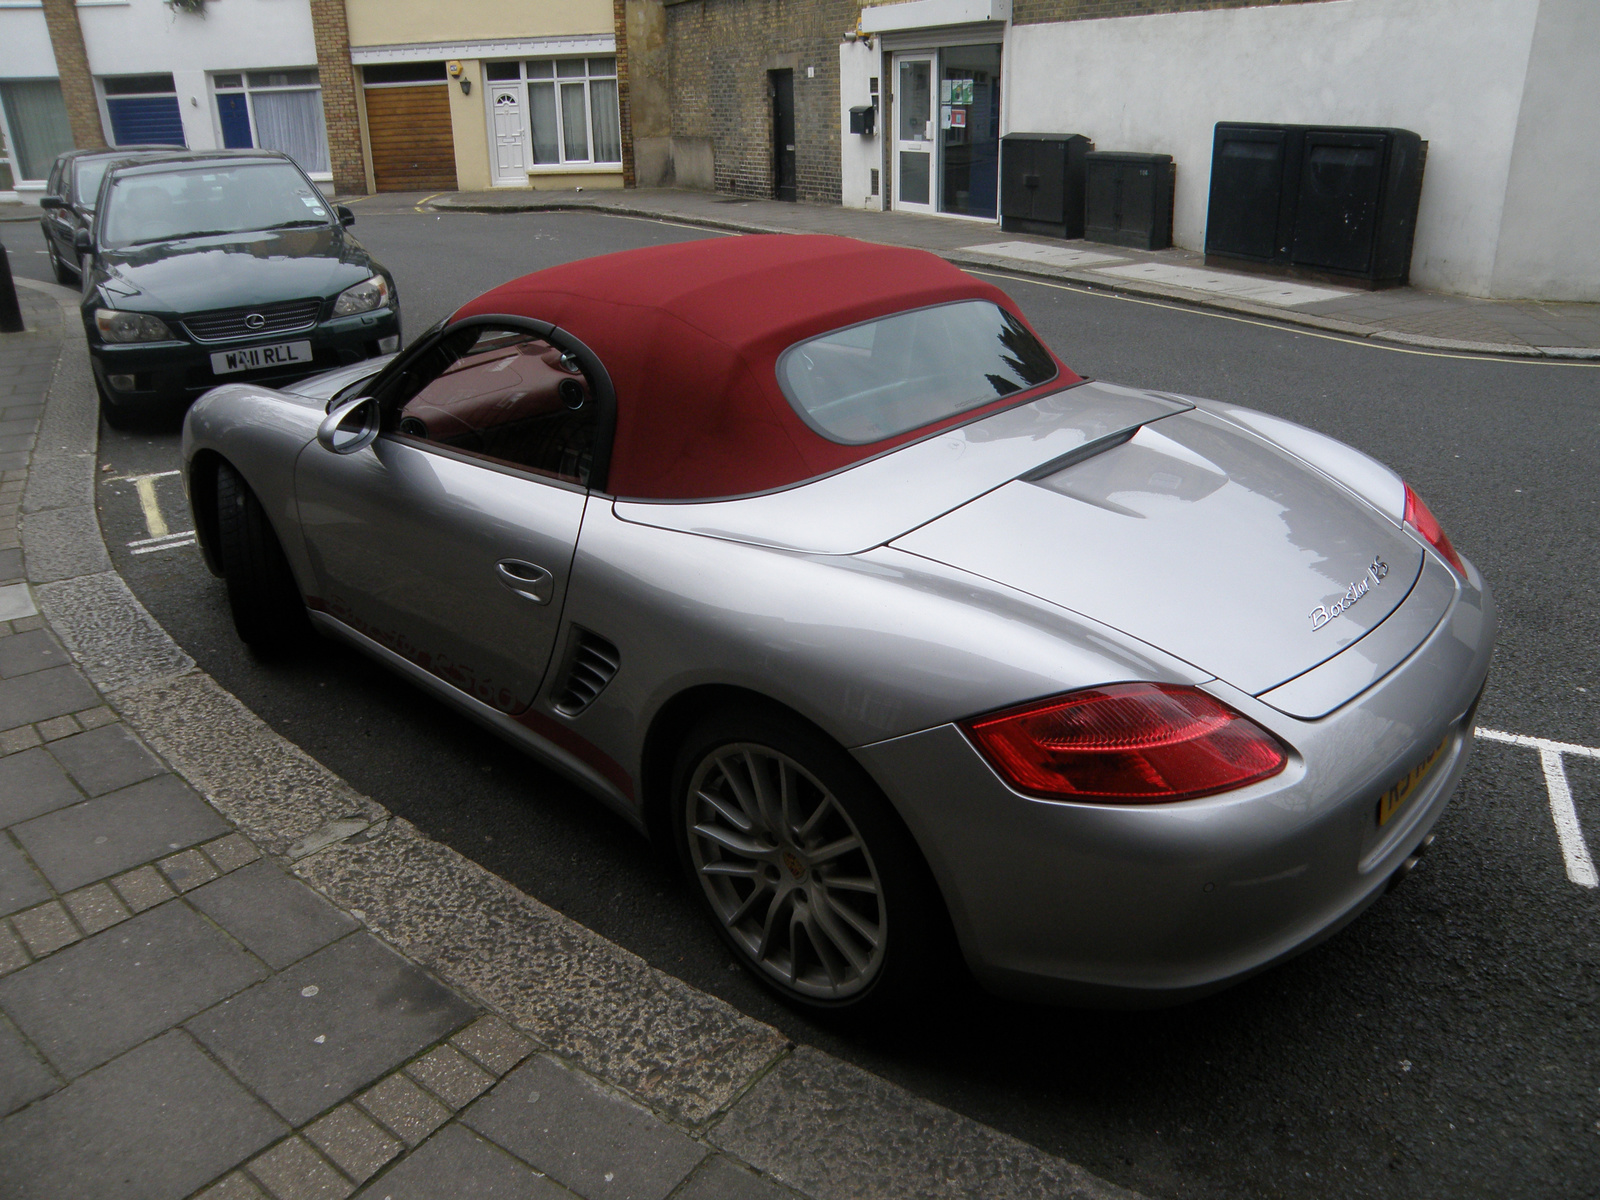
[495,559,554,604]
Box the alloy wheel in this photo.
[685,742,887,1000]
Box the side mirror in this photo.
[39,195,66,211]
[336,205,355,228]
[317,395,380,455]
[73,228,93,254]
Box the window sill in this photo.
[527,165,624,176]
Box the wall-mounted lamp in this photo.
[447,60,471,95]
[460,79,471,95]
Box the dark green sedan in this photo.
[79,149,400,424]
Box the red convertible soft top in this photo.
[452,235,1077,500]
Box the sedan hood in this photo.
[97,227,372,314]
[891,407,1426,696]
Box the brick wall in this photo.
[664,0,864,203]
[308,0,368,196]
[1012,0,1336,23]
[38,0,106,150]
[614,0,639,187]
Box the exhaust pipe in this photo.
[1387,833,1436,893]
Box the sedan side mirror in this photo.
[39,195,66,211]
[73,228,93,254]
[336,205,355,228]
[317,395,380,455]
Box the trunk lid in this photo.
[891,407,1428,696]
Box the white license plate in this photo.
[209,340,313,375]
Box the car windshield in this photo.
[776,300,1059,444]
[99,162,332,248]
[74,158,114,210]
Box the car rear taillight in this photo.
[1403,483,1466,576]
[962,683,1288,804]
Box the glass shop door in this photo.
[892,54,935,214]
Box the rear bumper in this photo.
[854,554,1495,1006]
[88,308,400,411]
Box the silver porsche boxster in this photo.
[182,235,1494,1014]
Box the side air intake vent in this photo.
[552,629,621,716]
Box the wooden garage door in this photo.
[364,84,458,192]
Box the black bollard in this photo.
[0,236,23,334]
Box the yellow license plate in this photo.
[1376,737,1449,827]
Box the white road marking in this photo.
[128,530,195,548]
[1476,727,1599,888]
[130,537,195,555]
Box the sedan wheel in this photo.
[673,709,948,1014]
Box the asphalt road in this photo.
[77,207,1600,1200]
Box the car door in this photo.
[42,162,75,263]
[294,319,606,714]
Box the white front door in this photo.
[892,54,936,214]
[490,86,527,185]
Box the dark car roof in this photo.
[452,235,1078,500]
[104,149,299,179]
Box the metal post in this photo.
[0,237,25,334]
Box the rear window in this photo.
[776,300,1058,444]
[74,159,112,209]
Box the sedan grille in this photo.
[180,298,323,344]
[552,629,621,716]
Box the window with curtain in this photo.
[487,57,621,168]
[212,69,330,175]
[0,79,76,183]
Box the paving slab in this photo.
[11,771,230,892]
[0,1031,285,1200]
[0,899,267,1078]
[305,1103,403,1184]
[0,834,51,916]
[0,1015,56,1116]
[187,931,476,1126]
[45,721,164,796]
[711,1048,1138,1200]
[463,1055,707,1200]
[354,1122,567,1200]
[189,858,359,970]
[676,1155,807,1200]
[0,628,70,678]
[297,819,786,1125]
[0,745,82,826]
[0,663,99,729]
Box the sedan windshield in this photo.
[99,162,332,248]
[776,300,1059,444]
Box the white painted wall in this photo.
[839,41,880,210]
[1489,0,1600,301]
[1005,0,1550,297]
[0,8,59,79]
[77,0,320,152]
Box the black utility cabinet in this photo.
[1204,122,1424,288]
[1000,133,1092,239]
[1084,152,1174,250]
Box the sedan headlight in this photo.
[94,308,173,344]
[332,275,391,318]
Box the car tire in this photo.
[671,705,950,1018]
[215,460,310,658]
[47,241,76,286]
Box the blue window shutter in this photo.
[216,93,252,148]
[107,96,187,146]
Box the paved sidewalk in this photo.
[0,284,1137,1199]
[419,187,1600,360]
